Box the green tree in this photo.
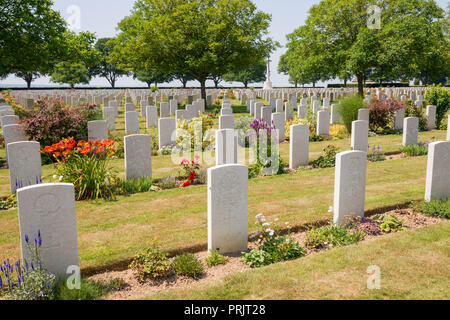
[63,31,101,77]
[92,38,129,88]
[223,61,266,88]
[50,62,90,88]
[134,69,173,88]
[283,0,447,96]
[114,0,275,100]
[174,73,195,88]
[0,0,68,87]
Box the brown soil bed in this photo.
[88,209,446,300]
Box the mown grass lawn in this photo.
[147,221,450,300]
[0,154,440,271]
[0,100,447,274]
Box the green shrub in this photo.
[413,199,450,219]
[118,177,152,195]
[400,143,428,156]
[129,245,172,282]
[373,215,404,233]
[205,250,228,267]
[312,145,340,168]
[4,269,56,300]
[337,94,365,133]
[197,169,208,185]
[171,254,204,279]
[304,224,365,250]
[426,86,450,129]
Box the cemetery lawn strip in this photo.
[145,220,450,300]
[0,155,439,271]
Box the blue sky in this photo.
[2,0,448,87]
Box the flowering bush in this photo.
[242,214,305,268]
[43,137,117,200]
[180,157,201,187]
[1,231,56,300]
[369,98,406,132]
[16,97,100,147]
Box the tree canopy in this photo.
[0,0,68,86]
[92,38,128,88]
[223,60,266,88]
[281,0,449,94]
[113,0,276,99]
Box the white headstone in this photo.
[208,164,248,254]
[351,120,369,152]
[219,115,234,130]
[402,117,419,146]
[125,111,140,134]
[358,108,370,122]
[88,120,108,141]
[158,117,176,149]
[17,183,79,279]
[7,141,42,194]
[124,134,152,180]
[426,105,436,131]
[215,129,238,165]
[333,151,367,225]
[425,141,450,201]
[290,124,309,169]
[146,106,158,128]
[317,110,330,136]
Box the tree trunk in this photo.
[356,73,364,97]
[313,82,316,88]
[200,78,207,101]
[344,78,347,87]
[26,78,32,89]
[244,81,248,88]
[111,79,115,88]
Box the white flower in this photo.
[262,222,271,227]
[59,176,63,182]
[328,206,333,213]
[274,218,279,222]
[269,230,275,236]
[255,214,263,219]
[52,175,57,180]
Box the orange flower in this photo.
[80,146,91,155]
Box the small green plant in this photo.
[171,254,204,279]
[242,249,272,268]
[400,143,429,156]
[242,214,305,268]
[304,224,365,250]
[374,215,404,233]
[312,145,340,168]
[367,145,386,162]
[160,145,173,156]
[1,231,56,300]
[205,250,228,267]
[118,177,152,195]
[129,244,172,282]
[413,199,450,219]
